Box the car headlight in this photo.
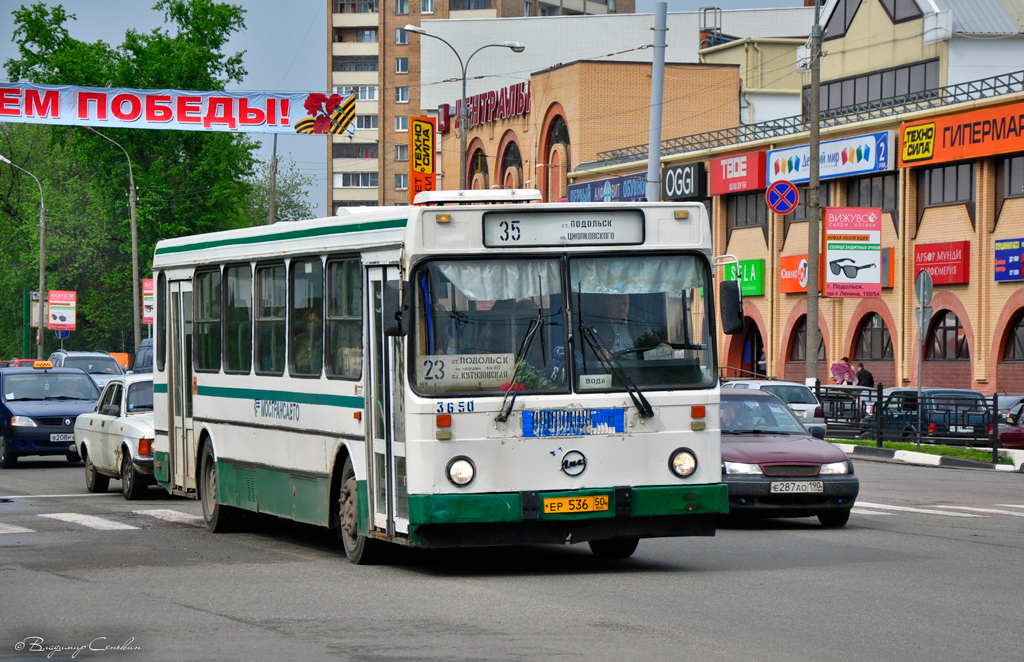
[9,416,37,428]
[723,461,763,475]
[669,448,698,477]
[446,456,475,486]
[821,461,850,475]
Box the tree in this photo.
[1,1,258,355]
[246,157,317,224]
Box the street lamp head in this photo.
[505,41,526,53]
[404,24,426,35]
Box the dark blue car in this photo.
[0,363,100,467]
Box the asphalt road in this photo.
[1,456,1022,662]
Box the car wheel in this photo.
[0,435,17,468]
[588,538,640,559]
[337,456,382,564]
[818,510,851,528]
[121,451,146,501]
[200,444,238,532]
[84,452,109,493]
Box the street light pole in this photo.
[404,25,524,190]
[84,126,141,352]
[806,0,823,384]
[0,154,46,359]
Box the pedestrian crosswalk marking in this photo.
[934,505,1024,517]
[0,523,35,534]
[854,501,984,517]
[134,509,203,527]
[39,513,138,530]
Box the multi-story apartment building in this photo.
[328,0,635,213]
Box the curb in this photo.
[832,443,1024,472]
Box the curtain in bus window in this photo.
[225,265,252,373]
[433,260,559,301]
[570,256,702,294]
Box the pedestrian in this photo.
[856,362,874,388]
[757,350,766,377]
[830,357,858,385]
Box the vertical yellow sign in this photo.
[410,117,436,204]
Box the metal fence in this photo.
[587,69,1024,169]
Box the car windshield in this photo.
[3,373,100,401]
[126,381,153,413]
[721,396,807,435]
[64,356,123,375]
[760,384,818,405]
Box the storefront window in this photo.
[789,316,825,362]
[854,313,893,361]
[926,310,968,361]
[1004,310,1024,361]
[726,192,768,230]
[847,173,897,213]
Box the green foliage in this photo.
[245,156,317,224]
[0,1,260,357]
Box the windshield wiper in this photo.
[579,324,654,419]
[495,308,543,423]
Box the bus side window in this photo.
[290,257,324,377]
[255,263,286,375]
[327,259,362,379]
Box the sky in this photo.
[0,0,331,216]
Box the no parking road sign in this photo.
[766,180,799,215]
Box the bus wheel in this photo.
[84,452,109,493]
[338,457,380,564]
[588,538,639,559]
[201,444,237,532]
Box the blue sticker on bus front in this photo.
[523,409,625,437]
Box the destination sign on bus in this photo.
[415,353,514,389]
[482,211,644,248]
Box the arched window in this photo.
[1004,310,1024,361]
[500,141,522,189]
[926,310,968,360]
[789,316,825,361]
[854,313,893,360]
[547,115,569,148]
[469,148,488,189]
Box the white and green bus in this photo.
[151,189,744,563]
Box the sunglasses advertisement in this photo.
[824,207,882,298]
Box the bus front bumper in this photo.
[407,483,728,548]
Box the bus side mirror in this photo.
[383,280,411,337]
[719,280,744,335]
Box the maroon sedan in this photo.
[998,405,1024,449]
[721,390,859,527]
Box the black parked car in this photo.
[860,388,991,444]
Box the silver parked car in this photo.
[722,379,826,429]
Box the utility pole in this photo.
[267,134,277,225]
[645,2,667,202]
[806,0,823,384]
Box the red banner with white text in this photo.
[0,82,355,135]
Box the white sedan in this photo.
[74,374,154,500]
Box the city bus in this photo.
[151,189,743,563]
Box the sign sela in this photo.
[725,259,765,296]
[439,82,531,134]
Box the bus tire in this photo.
[201,444,238,532]
[588,537,639,559]
[338,456,380,564]
[84,451,109,493]
[121,451,146,501]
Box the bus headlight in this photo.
[669,448,698,478]
[446,456,475,486]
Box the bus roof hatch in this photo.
[413,189,543,206]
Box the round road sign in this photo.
[766,180,799,215]
[54,329,70,340]
[915,269,933,307]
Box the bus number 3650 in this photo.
[437,401,475,414]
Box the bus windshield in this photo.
[570,254,714,391]
[412,253,714,395]
[414,258,567,395]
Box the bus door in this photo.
[168,280,197,495]
[367,266,408,538]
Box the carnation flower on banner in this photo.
[295,93,355,135]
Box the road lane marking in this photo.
[851,508,895,516]
[995,504,1024,510]
[854,501,985,517]
[0,493,123,499]
[933,505,1024,517]
[39,513,138,530]
[134,509,203,527]
[0,523,35,534]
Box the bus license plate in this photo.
[543,495,610,514]
[770,481,823,494]
[50,433,74,442]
